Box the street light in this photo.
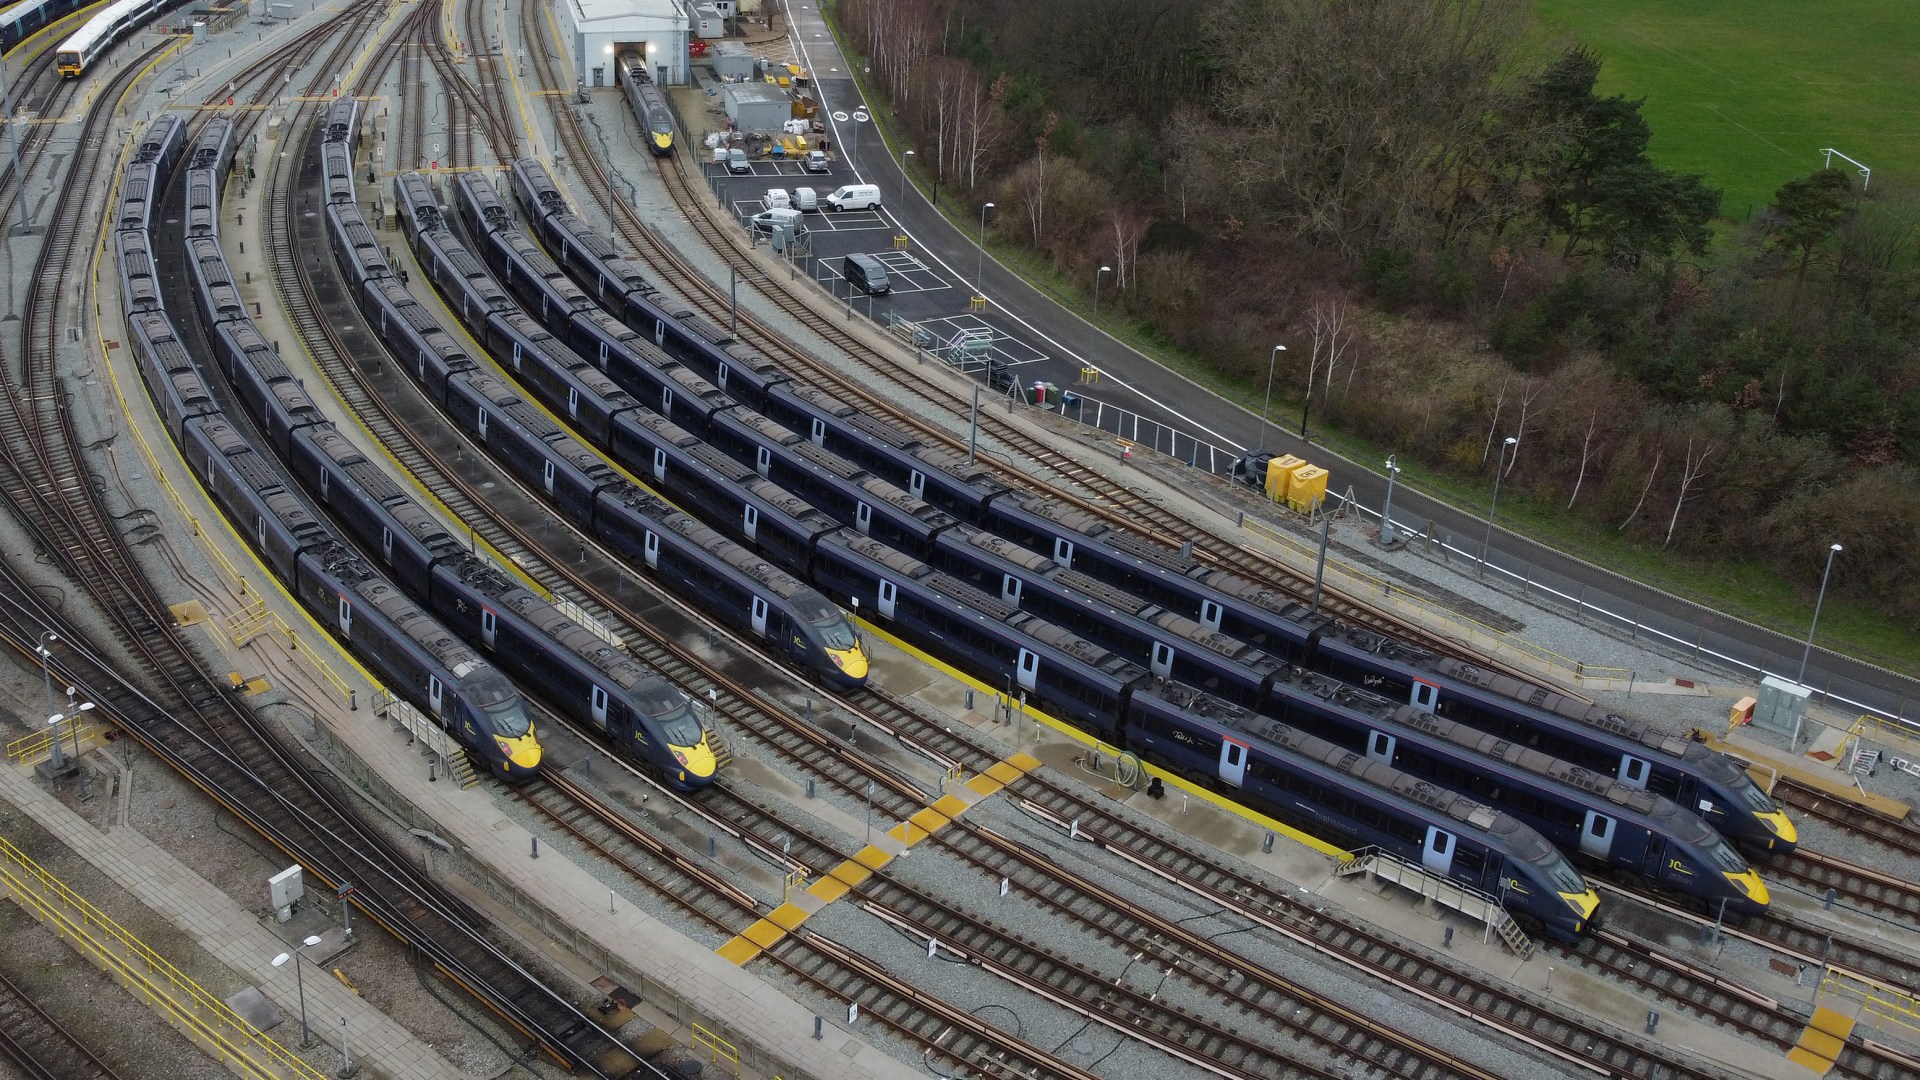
[1380,455,1402,546]
[975,201,994,301]
[1798,543,1843,684]
[1095,265,1111,314]
[1479,437,1518,577]
[901,149,914,207]
[49,700,93,765]
[271,935,325,1047]
[1256,344,1285,451]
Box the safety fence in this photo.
[0,837,326,1080]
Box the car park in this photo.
[826,184,881,211]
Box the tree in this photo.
[1527,48,1720,263]
[1765,169,1856,284]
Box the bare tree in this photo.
[1663,436,1716,548]
[1481,375,1510,465]
[1618,447,1663,532]
[1108,207,1149,291]
[1506,377,1544,476]
[1568,408,1599,508]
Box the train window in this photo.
[1432,833,1450,855]
[1592,817,1609,838]
[1411,680,1438,710]
[1626,759,1646,783]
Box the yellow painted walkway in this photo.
[1787,1005,1855,1075]
[716,753,1043,965]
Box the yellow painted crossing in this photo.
[716,753,1042,965]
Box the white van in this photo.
[790,187,818,212]
[826,183,882,211]
[764,188,791,210]
[747,207,804,235]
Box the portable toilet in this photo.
[1287,465,1329,512]
[1263,454,1305,502]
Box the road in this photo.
[777,7,1918,726]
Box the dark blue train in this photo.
[499,154,1794,857]
[372,170,869,691]
[111,116,539,779]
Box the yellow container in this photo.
[1287,465,1328,512]
[1263,455,1306,502]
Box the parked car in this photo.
[826,183,882,211]
[726,148,751,174]
[804,150,830,173]
[748,207,805,235]
[790,187,818,212]
[764,188,791,210]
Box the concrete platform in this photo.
[1706,729,1911,820]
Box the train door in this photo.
[1015,648,1039,693]
[811,418,827,447]
[1149,641,1174,679]
[542,460,556,495]
[662,388,675,416]
[598,340,610,368]
[908,469,925,498]
[1000,575,1022,606]
[742,505,759,543]
[478,409,490,438]
[751,596,769,636]
[590,685,610,732]
[509,340,523,372]
[1408,678,1439,712]
[855,502,872,535]
[1199,599,1223,632]
[1578,811,1615,859]
[642,530,659,569]
[1616,755,1650,790]
[653,319,668,346]
[336,594,353,635]
[1052,538,1075,567]
[715,365,729,391]
[567,387,579,418]
[1218,737,1249,788]
[755,446,771,478]
[1366,730,1395,765]
[651,447,667,482]
[1421,827,1455,875]
[877,579,897,618]
[427,675,444,718]
[320,467,331,503]
[480,608,497,649]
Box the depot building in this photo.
[563,0,740,87]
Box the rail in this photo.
[0,838,327,1080]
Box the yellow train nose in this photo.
[1759,808,1798,848]
[500,734,543,772]
[831,646,869,682]
[1562,888,1600,921]
[675,739,719,780]
[1731,869,1771,909]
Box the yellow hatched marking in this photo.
[719,752,1042,965]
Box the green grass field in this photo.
[1532,1,1920,220]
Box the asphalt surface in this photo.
[763,6,1919,726]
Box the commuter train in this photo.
[496,155,1795,856]
[374,169,868,689]
[387,168,1607,934]
[157,101,728,787]
[618,52,674,155]
[53,0,179,76]
[1254,668,1767,914]
[808,534,1600,940]
[3,0,93,54]
[111,117,540,779]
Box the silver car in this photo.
[727,148,751,174]
[804,150,829,173]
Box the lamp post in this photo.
[1095,265,1111,314]
[1479,437,1518,578]
[271,935,325,1047]
[1380,455,1402,546]
[901,149,914,208]
[55,698,93,763]
[974,201,994,301]
[1256,344,1285,451]
[1798,543,1843,684]
[38,633,65,767]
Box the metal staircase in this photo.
[1336,847,1534,958]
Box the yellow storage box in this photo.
[1263,455,1306,502]
[1287,465,1328,512]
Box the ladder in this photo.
[1336,848,1534,958]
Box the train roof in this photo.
[57,0,155,55]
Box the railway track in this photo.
[1767,783,1920,920]
[0,9,680,1076]
[0,968,123,1080]
[508,3,1519,678]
